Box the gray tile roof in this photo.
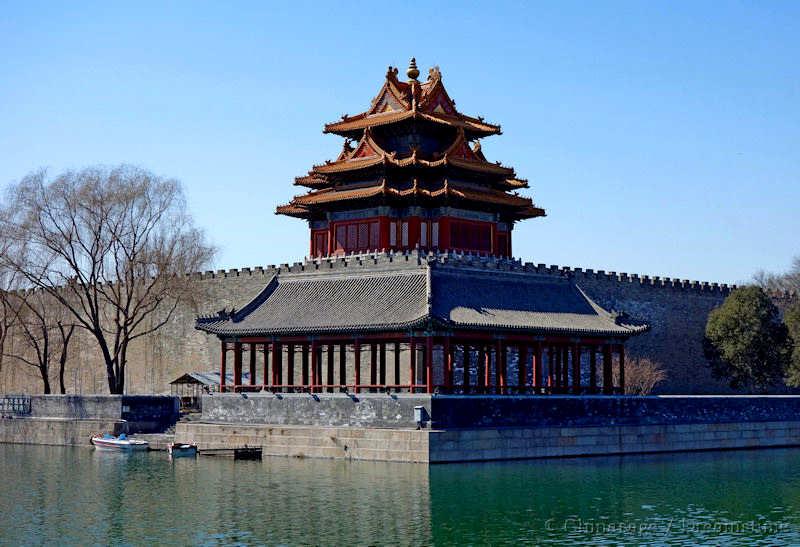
[431,268,644,336]
[170,371,250,385]
[196,251,648,339]
[197,270,429,336]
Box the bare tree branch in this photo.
[0,165,215,394]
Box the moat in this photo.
[2,444,800,545]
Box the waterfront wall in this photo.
[199,393,800,430]
[185,394,800,462]
[25,395,179,432]
[0,395,179,447]
[201,393,429,428]
[175,420,800,464]
[177,422,430,463]
[0,418,125,446]
[426,420,800,462]
[1,252,796,395]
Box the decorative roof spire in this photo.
[406,57,420,81]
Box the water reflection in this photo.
[2,445,800,545]
[429,450,800,545]
[0,446,431,545]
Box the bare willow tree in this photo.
[3,289,75,394]
[0,238,21,385]
[0,165,215,394]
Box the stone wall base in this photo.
[176,420,800,463]
[176,422,430,463]
[0,417,126,446]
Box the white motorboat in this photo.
[90,433,149,451]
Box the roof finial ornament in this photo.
[406,57,420,81]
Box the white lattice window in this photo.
[431,222,439,248]
[401,222,409,247]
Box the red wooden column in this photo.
[370,342,378,391]
[533,342,543,393]
[483,346,491,392]
[602,344,613,394]
[310,339,319,392]
[219,341,227,393]
[425,335,434,393]
[518,344,528,392]
[354,339,361,393]
[589,346,597,394]
[327,344,335,392]
[272,342,282,389]
[268,344,269,386]
[301,343,310,387]
[394,341,401,389]
[233,341,243,391]
[571,344,581,394]
[462,343,471,392]
[249,343,257,386]
[444,337,453,392]
[618,344,626,394]
[287,343,295,389]
[339,343,347,390]
[495,339,505,394]
[409,337,416,393]
[552,346,561,392]
[561,346,569,390]
[379,342,387,388]
[475,346,484,391]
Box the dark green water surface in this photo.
[1,444,800,545]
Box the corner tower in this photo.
[277,59,545,257]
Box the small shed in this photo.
[169,371,250,410]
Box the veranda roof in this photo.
[196,253,648,339]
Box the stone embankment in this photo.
[6,393,800,463]
[0,395,179,447]
[177,393,800,463]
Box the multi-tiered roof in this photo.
[277,59,545,221]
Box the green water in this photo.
[1,445,799,545]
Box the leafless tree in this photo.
[0,227,23,385]
[754,256,800,293]
[622,357,666,395]
[2,289,75,394]
[0,165,215,394]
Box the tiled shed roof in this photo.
[196,253,648,339]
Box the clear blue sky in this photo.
[1,1,798,284]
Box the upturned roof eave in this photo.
[195,314,649,340]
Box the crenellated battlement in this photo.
[194,250,797,299]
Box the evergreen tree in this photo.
[785,304,800,387]
[704,286,790,391]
